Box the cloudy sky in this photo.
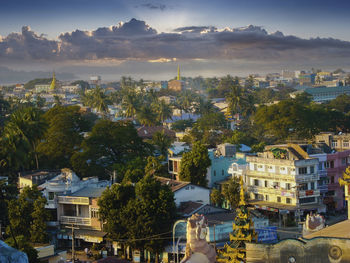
[1,0,350,81]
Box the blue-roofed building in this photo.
[305,86,350,102]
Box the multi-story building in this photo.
[315,132,350,151]
[57,186,107,246]
[305,86,350,102]
[168,143,242,187]
[18,170,61,191]
[246,144,324,223]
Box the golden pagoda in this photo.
[50,72,56,91]
[177,65,181,81]
[339,165,350,219]
[217,176,257,263]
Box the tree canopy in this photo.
[179,142,211,187]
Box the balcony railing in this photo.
[60,216,91,226]
[298,190,320,198]
[58,196,89,205]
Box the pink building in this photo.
[325,150,350,210]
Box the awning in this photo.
[57,229,107,243]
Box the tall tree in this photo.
[71,120,151,179]
[38,105,92,168]
[154,99,172,123]
[222,177,241,209]
[151,131,173,157]
[2,107,47,170]
[179,142,211,187]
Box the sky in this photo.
[1,0,350,81]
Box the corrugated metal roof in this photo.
[70,187,106,198]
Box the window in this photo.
[344,140,350,147]
[258,165,263,168]
[326,161,335,168]
[318,162,323,170]
[310,166,314,174]
[342,158,346,165]
[286,183,291,190]
[331,176,335,184]
[299,197,315,204]
[298,167,307,174]
[222,169,224,176]
[91,208,99,218]
[254,179,259,186]
[277,196,281,203]
[265,195,269,201]
[254,164,257,170]
[214,170,216,176]
[331,140,338,147]
[280,167,286,171]
[48,192,55,200]
[264,180,268,187]
[286,198,291,204]
[273,182,280,189]
[300,183,308,190]
[310,182,315,190]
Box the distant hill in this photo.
[0,66,76,85]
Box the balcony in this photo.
[248,186,296,198]
[295,174,319,183]
[298,189,320,198]
[60,216,91,226]
[58,196,89,205]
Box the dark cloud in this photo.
[140,3,167,11]
[2,18,350,65]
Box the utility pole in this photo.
[66,223,79,262]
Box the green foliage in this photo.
[144,156,169,178]
[0,179,17,226]
[253,98,349,141]
[222,177,240,209]
[6,186,48,243]
[71,120,151,179]
[5,235,39,263]
[98,175,176,255]
[81,86,111,114]
[38,106,92,168]
[171,119,194,132]
[196,112,226,131]
[1,106,47,171]
[210,188,224,207]
[179,142,211,187]
[328,94,350,113]
[151,131,173,157]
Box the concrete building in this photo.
[156,177,210,206]
[246,144,324,223]
[18,170,61,191]
[168,143,243,187]
[305,86,350,102]
[57,186,107,246]
[315,132,350,151]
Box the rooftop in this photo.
[303,219,350,239]
[69,187,107,198]
[155,176,191,192]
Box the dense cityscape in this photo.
[1,1,350,263]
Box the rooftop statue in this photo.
[180,213,216,263]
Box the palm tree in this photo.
[2,107,47,169]
[154,99,172,124]
[152,131,173,157]
[226,84,247,115]
[136,105,158,126]
[194,97,215,115]
[122,91,140,119]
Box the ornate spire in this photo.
[177,65,180,81]
[339,165,350,219]
[50,71,56,90]
[239,175,245,206]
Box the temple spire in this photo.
[177,65,180,81]
[50,71,56,90]
[239,175,246,206]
